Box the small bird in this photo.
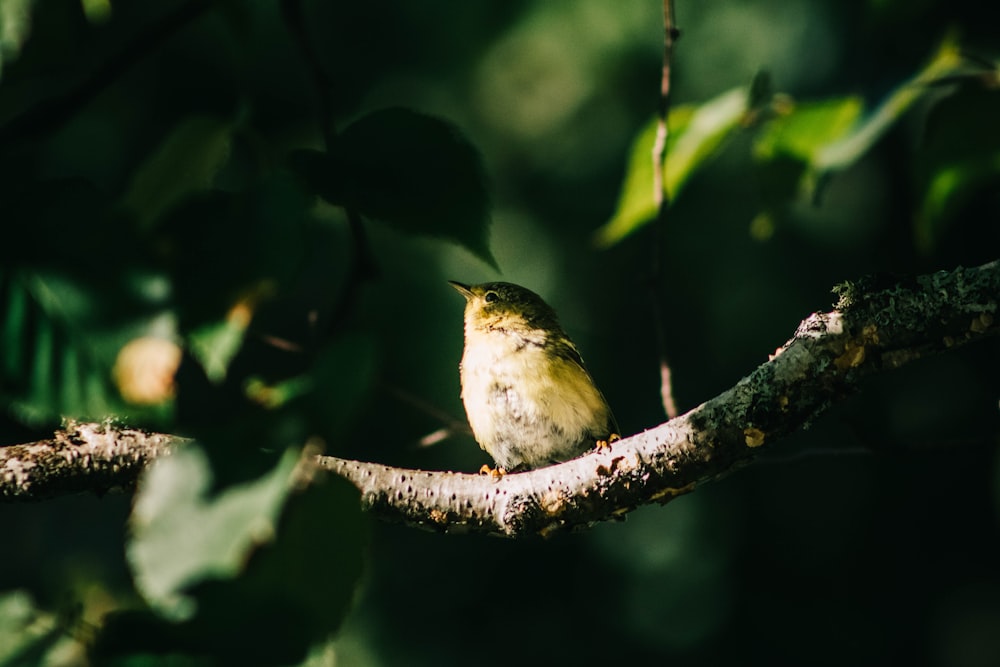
[450,281,618,473]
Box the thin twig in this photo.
[278,0,378,341]
[323,209,379,339]
[650,0,681,419]
[279,0,336,149]
[383,383,473,446]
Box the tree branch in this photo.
[0,422,180,501]
[650,0,681,419]
[2,262,997,537]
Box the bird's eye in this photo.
[484,291,499,303]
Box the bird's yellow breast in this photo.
[459,325,611,470]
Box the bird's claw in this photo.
[595,433,621,452]
[479,464,507,479]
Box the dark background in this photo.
[1,1,999,665]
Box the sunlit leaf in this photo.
[122,116,233,229]
[127,445,300,621]
[289,107,496,268]
[187,317,248,384]
[749,38,969,213]
[120,445,367,665]
[813,37,964,172]
[754,97,864,163]
[751,97,863,205]
[193,473,366,662]
[594,87,747,247]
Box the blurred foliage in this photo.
[0,590,71,667]
[290,107,495,268]
[599,37,972,247]
[0,0,998,665]
[594,87,747,247]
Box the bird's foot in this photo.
[595,433,621,452]
[479,464,507,479]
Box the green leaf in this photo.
[914,86,1000,251]
[187,316,248,384]
[161,173,307,328]
[304,334,376,436]
[750,38,967,210]
[753,97,864,164]
[751,97,863,202]
[811,37,964,173]
[594,87,747,248]
[0,270,117,426]
[245,333,376,440]
[122,116,233,229]
[120,445,367,665]
[127,445,300,621]
[290,107,495,268]
[0,590,65,667]
[192,473,367,661]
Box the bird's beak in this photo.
[448,281,474,300]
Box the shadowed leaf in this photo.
[290,107,495,267]
[122,116,233,229]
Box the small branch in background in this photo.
[658,356,678,419]
[323,209,379,339]
[418,428,454,448]
[278,0,379,341]
[652,0,680,200]
[0,0,212,150]
[383,383,473,447]
[257,333,305,354]
[650,0,681,419]
[279,0,335,149]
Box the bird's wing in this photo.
[551,338,620,436]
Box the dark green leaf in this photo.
[290,107,495,267]
[915,86,1000,251]
[0,270,118,426]
[0,177,124,267]
[160,172,308,329]
[122,116,234,229]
